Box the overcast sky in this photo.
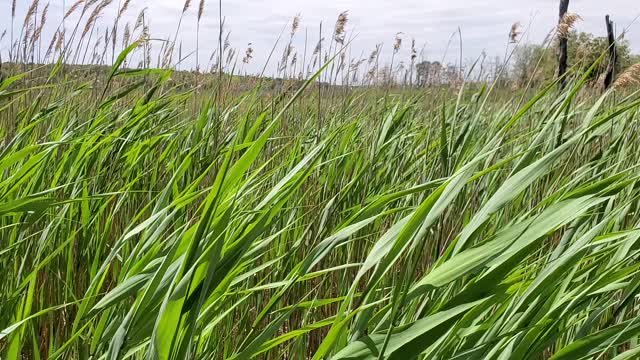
[1,0,639,75]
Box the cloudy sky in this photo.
[1,0,639,75]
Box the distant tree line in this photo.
[511,31,640,89]
[404,31,639,90]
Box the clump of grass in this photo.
[3,5,640,360]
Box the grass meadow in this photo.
[3,1,640,359]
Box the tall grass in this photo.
[3,4,640,360]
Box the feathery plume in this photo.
[162,43,174,67]
[135,24,149,44]
[557,13,582,37]
[225,48,235,65]
[313,37,324,56]
[24,0,40,25]
[291,14,301,37]
[333,11,348,44]
[242,43,253,64]
[280,43,293,69]
[122,22,131,47]
[83,0,100,13]
[509,22,522,43]
[64,0,84,19]
[11,0,16,18]
[117,0,131,18]
[145,40,151,66]
[45,30,57,58]
[32,2,50,43]
[338,51,346,70]
[182,0,192,13]
[133,8,146,31]
[350,58,365,72]
[393,32,403,52]
[142,25,149,40]
[55,28,65,51]
[198,0,205,21]
[411,39,417,61]
[223,31,231,51]
[615,63,640,89]
[369,43,381,64]
[83,0,113,38]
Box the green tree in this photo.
[511,31,636,87]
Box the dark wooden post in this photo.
[557,0,570,88]
[604,15,617,90]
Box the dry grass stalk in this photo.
[334,11,348,44]
[11,0,16,18]
[557,13,582,37]
[614,63,640,89]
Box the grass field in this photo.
[3,11,640,359]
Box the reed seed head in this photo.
[557,13,582,37]
[291,14,301,37]
[117,0,132,19]
[64,0,84,20]
[615,63,640,89]
[182,0,192,14]
[393,32,403,52]
[242,43,253,64]
[334,11,348,44]
[509,22,522,43]
[198,0,205,21]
